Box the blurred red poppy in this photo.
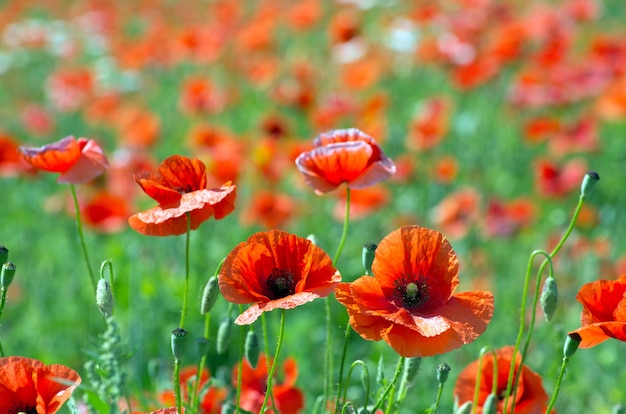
[333,185,390,221]
[242,190,296,229]
[534,158,587,198]
[0,133,32,177]
[295,128,395,194]
[218,230,341,325]
[82,190,131,234]
[453,346,551,414]
[19,135,109,184]
[431,188,480,240]
[234,353,304,414]
[335,225,494,357]
[569,274,626,348]
[159,366,226,414]
[0,356,81,414]
[128,155,236,236]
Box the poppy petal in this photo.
[434,291,495,343]
[572,321,626,348]
[235,291,321,324]
[157,155,207,193]
[577,275,626,324]
[58,139,109,184]
[19,136,81,173]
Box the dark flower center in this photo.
[266,268,296,299]
[393,275,429,310]
[9,402,37,414]
[174,184,195,194]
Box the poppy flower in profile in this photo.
[295,128,395,194]
[19,135,109,184]
[128,155,236,236]
[453,346,551,414]
[218,230,341,325]
[568,274,626,348]
[335,225,494,357]
[0,356,81,414]
[234,353,304,414]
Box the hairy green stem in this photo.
[70,184,96,291]
[179,212,192,329]
[371,356,404,413]
[259,309,286,413]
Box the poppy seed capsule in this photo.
[216,316,233,355]
[1,262,16,290]
[171,328,188,362]
[96,278,114,317]
[362,243,377,275]
[540,276,558,321]
[200,276,219,314]
[244,329,260,368]
[436,362,451,385]
[564,332,582,358]
[401,357,421,385]
[481,393,497,414]
[580,170,600,197]
[454,402,473,414]
[0,246,8,265]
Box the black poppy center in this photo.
[9,403,37,414]
[393,276,429,310]
[174,184,195,194]
[266,268,296,300]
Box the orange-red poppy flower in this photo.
[453,346,551,414]
[335,225,494,357]
[0,133,32,177]
[128,155,236,236]
[234,353,304,414]
[159,366,226,414]
[218,230,341,325]
[569,274,626,348]
[19,135,109,184]
[295,128,395,194]
[82,190,131,234]
[0,356,81,414]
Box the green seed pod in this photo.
[401,357,421,385]
[362,243,377,276]
[482,393,497,414]
[200,276,219,314]
[454,401,473,414]
[564,332,582,359]
[0,246,8,265]
[216,316,233,355]
[436,362,451,385]
[244,329,260,368]
[540,276,558,321]
[171,328,188,362]
[96,278,114,317]
[580,171,600,198]
[1,262,16,290]
[359,409,370,414]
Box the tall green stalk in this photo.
[179,212,192,329]
[259,309,286,413]
[70,184,96,291]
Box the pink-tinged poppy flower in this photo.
[335,225,494,357]
[295,128,395,194]
[218,230,341,325]
[19,136,109,184]
[454,346,551,414]
[0,356,81,414]
[569,274,626,348]
[128,155,236,236]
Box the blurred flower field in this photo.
[2,0,626,413]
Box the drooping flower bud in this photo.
[216,316,233,355]
[540,276,558,321]
[0,246,8,265]
[401,357,421,386]
[200,276,219,314]
[454,401,473,414]
[564,332,582,359]
[96,278,114,317]
[196,338,210,358]
[436,362,451,385]
[171,328,188,362]
[1,262,16,290]
[362,243,377,276]
[244,329,260,368]
[482,393,497,414]
[580,171,600,198]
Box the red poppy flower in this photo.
[569,274,626,348]
[295,128,395,194]
[0,356,81,414]
[335,225,494,357]
[234,353,304,414]
[453,346,551,414]
[19,135,109,184]
[218,230,341,325]
[159,366,226,414]
[128,155,236,236]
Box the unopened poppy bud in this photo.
[362,243,377,275]
[482,393,497,414]
[171,327,188,362]
[244,329,260,368]
[564,332,582,358]
[401,357,421,385]
[196,338,210,358]
[540,276,558,321]
[221,402,237,414]
[612,403,625,414]
[1,262,16,290]
[436,362,451,385]
[200,276,219,314]
[580,171,599,198]
[455,401,473,414]
[0,246,8,265]
[359,409,370,414]
[96,278,114,317]
[307,234,319,246]
[216,316,233,355]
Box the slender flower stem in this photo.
[259,309,286,413]
[179,212,192,329]
[174,358,182,414]
[545,356,570,413]
[371,356,405,413]
[333,187,351,265]
[432,382,445,414]
[334,324,352,413]
[0,288,6,357]
[235,305,245,413]
[191,313,211,410]
[69,184,96,291]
